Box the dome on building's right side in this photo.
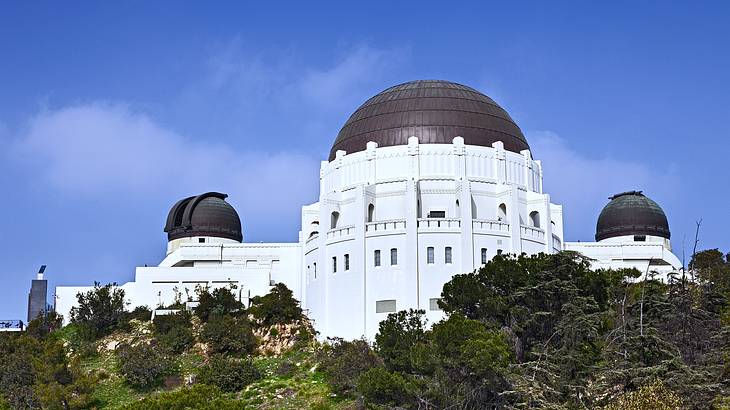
[595,191,670,241]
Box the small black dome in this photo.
[329,80,529,161]
[164,192,242,242]
[595,191,670,241]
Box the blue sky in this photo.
[1,1,729,320]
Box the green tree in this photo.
[197,355,260,393]
[248,283,303,327]
[317,338,383,396]
[116,342,172,389]
[374,309,427,373]
[201,315,257,356]
[194,286,244,322]
[70,282,127,339]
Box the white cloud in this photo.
[12,103,320,239]
[529,131,680,241]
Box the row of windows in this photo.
[376,298,443,313]
[332,205,542,228]
[319,247,504,275]
[373,248,398,267]
[332,254,351,273]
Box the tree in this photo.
[200,315,257,356]
[70,282,127,339]
[153,311,194,354]
[248,283,303,327]
[116,342,171,389]
[317,338,383,396]
[374,309,427,373]
[194,286,244,322]
[197,355,261,393]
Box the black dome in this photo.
[164,192,242,242]
[595,191,670,241]
[329,80,529,161]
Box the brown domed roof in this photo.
[164,192,242,242]
[595,191,670,241]
[329,80,529,160]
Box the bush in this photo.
[248,283,303,327]
[357,367,410,407]
[70,282,127,340]
[375,309,427,373]
[197,355,261,393]
[117,343,171,388]
[120,384,245,409]
[153,312,194,354]
[201,315,257,356]
[317,338,382,396]
[26,311,64,339]
[194,286,245,322]
[119,306,152,331]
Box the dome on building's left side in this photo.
[164,192,242,242]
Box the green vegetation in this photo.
[2,251,729,409]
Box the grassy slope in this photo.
[69,337,354,409]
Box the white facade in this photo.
[55,136,567,339]
[565,234,681,280]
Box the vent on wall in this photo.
[376,300,396,313]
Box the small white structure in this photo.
[565,191,681,279]
[54,80,681,339]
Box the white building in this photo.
[54,80,680,339]
[565,191,681,279]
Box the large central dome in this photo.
[329,80,529,160]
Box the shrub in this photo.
[120,384,245,409]
[70,282,127,340]
[119,305,152,331]
[374,309,427,373]
[197,355,261,393]
[201,315,257,356]
[25,311,64,339]
[194,286,245,322]
[317,338,382,396]
[154,312,194,354]
[117,343,171,389]
[248,283,303,327]
[357,367,410,407]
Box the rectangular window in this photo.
[198,238,206,243]
[481,248,487,265]
[427,247,434,264]
[429,298,442,311]
[376,299,396,313]
[345,254,350,270]
[332,257,337,273]
[313,263,317,279]
[634,235,646,242]
[374,250,381,267]
[428,210,446,218]
[391,248,398,265]
[445,247,452,264]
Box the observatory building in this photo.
[54,80,681,339]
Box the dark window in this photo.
[634,235,646,242]
[427,247,434,264]
[391,248,398,265]
[332,257,337,273]
[497,249,503,255]
[313,263,317,279]
[445,247,452,264]
[345,254,350,270]
[374,250,381,267]
[428,210,446,218]
[481,248,487,264]
[368,204,375,222]
[198,238,205,243]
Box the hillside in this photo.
[2,250,730,409]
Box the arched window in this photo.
[498,203,507,221]
[455,200,460,218]
[529,211,541,228]
[367,204,375,222]
[330,211,340,229]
